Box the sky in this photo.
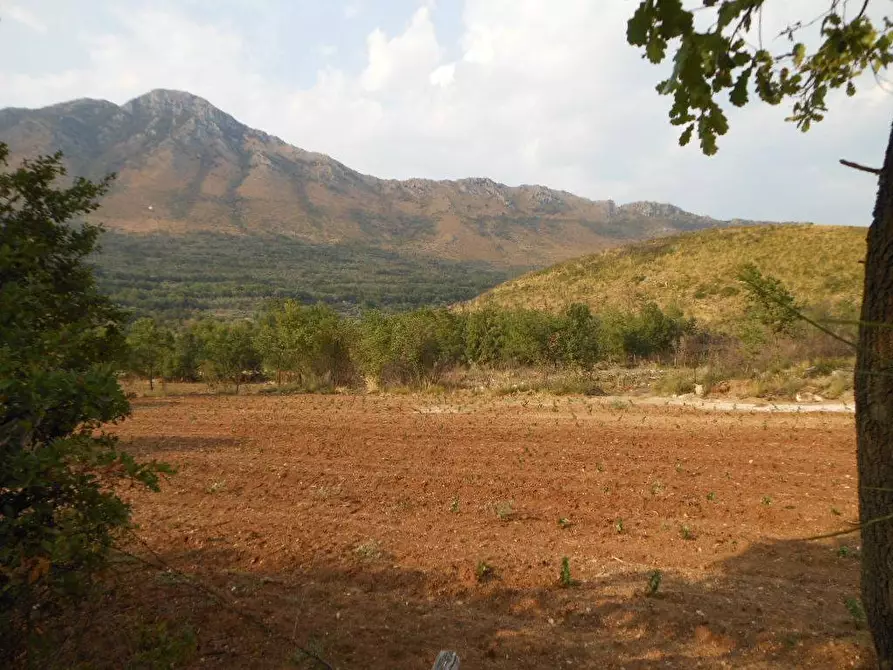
[0,0,890,226]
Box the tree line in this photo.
[124,301,696,391]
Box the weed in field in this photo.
[614,518,625,534]
[206,480,226,494]
[354,539,382,560]
[596,461,605,472]
[127,621,197,670]
[449,497,460,513]
[653,370,696,396]
[837,545,859,559]
[291,636,327,668]
[611,398,629,410]
[781,632,802,649]
[558,517,573,529]
[311,483,342,499]
[495,500,515,521]
[645,569,662,596]
[845,597,866,628]
[650,481,664,496]
[706,491,717,502]
[680,524,695,540]
[559,557,578,587]
[152,570,190,587]
[476,560,496,582]
[761,495,773,506]
[831,506,842,516]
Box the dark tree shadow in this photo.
[119,435,244,456]
[36,535,874,669]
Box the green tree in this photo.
[163,328,203,381]
[353,310,394,384]
[627,2,893,660]
[255,301,304,385]
[255,301,354,388]
[500,309,560,367]
[558,303,601,370]
[353,308,464,387]
[738,264,802,337]
[197,320,260,393]
[463,308,506,367]
[126,317,174,390]
[599,303,690,363]
[0,145,167,662]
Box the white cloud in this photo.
[2,3,48,33]
[0,1,888,226]
[360,7,442,93]
[429,63,454,87]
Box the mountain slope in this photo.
[471,225,866,326]
[2,89,775,268]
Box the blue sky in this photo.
[1,0,890,226]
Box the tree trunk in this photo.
[856,119,893,669]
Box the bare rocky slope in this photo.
[0,89,780,268]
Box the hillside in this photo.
[471,225,866,326]
[0,89,810,317]
[93,231,520,319]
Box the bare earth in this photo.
[101,392,870,669]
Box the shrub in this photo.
[0,146,168,662]
[653,370,697,395]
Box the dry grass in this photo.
[471,224,865,329]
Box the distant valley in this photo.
[0,89,795,317]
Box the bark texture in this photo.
[857,120,893,669]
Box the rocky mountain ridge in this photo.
[0,89,777,266]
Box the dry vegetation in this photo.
[473,225,865,328]
[42,390,872,668]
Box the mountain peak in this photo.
[118,89,249,145]
[124,88,213,110]
[121,89,243,129]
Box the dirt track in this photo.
[106,392,870,668]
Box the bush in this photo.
[0,146,168,663]
[194,320,261,392]
[653,370,697,395]
[255,300,355,387]
[354,308,464,386]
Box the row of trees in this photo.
[124,301,695,390]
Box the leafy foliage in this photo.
[195,320,261,392]
[0,145,167,662]
[627,0,893,153]
[126,317,175,390]
[738,263,803,336]
[92,231,521,320]
[353,308,465,386]
[256,301,355,387]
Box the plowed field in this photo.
[95,392,870,668]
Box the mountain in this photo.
[1,89,775,268]
[470,225,866,328]
[0,89,803,317]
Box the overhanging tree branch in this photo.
[840,158,883,175]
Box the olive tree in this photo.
[626,1,893,662]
